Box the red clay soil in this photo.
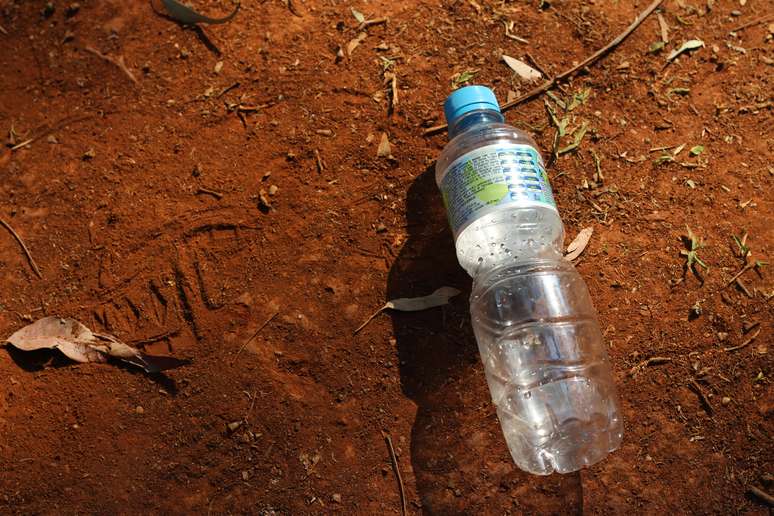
[0,0,772,513]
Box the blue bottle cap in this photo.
[444,85,501,126]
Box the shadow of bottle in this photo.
[388,165,584,514]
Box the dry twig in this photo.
[688,379,714,415]
[84,46,139,85]
[748,486,774,507]
[0,217,43,278]
[423,0,664,135]
[730,13,774,33]
[723,328,761,352]
[629,356,672,376]
[233,311,278,361]
[385,435,407,516]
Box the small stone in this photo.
[268,185,278,196]
[241,470,250,481]
[717,332,728,342]
[375,223,387,233]
[227,421,243,432]
[63,30,75,43]
[82,148,96,160]
[65,3,80,17]
[47,135,59,144]
[179,48,190,59]
[730,10,741,16]
[332,493,342,504]
[721,397,731,405]
[135,406,144,414]
[214,61,224,74]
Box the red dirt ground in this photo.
[0,0,771,513]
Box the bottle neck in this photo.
[448,109,505,139]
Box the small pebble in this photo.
[332,493,342,504]
[241,470,250,481]
[214,61,224,74]
[721,397,731,405]
[376,223,387,233]
[82,148,96,160]
[135,406,144,414]
[65,3,80,17]
[268,185,278,196]
[227,421,243,432]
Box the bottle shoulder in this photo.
[435,124,540,185]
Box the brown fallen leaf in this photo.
[502,55,542,82]
[377,132,392,158]
[346,32,367,56]
[565,227,593,261]
[4,317,189,373]
[355,286,461,334]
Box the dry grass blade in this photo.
[657,13,669,42]
[0,217,43,278]
[730,13,774,33]
[385,435,407,516]
[423,0,664,135]
[234,311,279,362]
[723,328,761,352]
[84,46,138,85]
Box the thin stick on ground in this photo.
[723,328,761,352]
[748,485,774,507]
[730,13,774,33]
[423,0,664,136]
[233,311,278,362]
[385,435,407,516]
[723,263,753,288]
[629,356,672,376]
[84,46,139,85]
[688,379,714,415]
[0,217,43,279]
[10,115,93,151]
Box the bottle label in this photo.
[440,143,557,235]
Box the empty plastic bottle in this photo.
[435,86,623,475]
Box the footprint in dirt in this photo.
[389,167,584,514]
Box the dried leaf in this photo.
[346,32,367,56]
[160,0,240,25]
[354,287,461,334]
[350,8,365,24]
[377,132,392,158]
[667,39,704,62]
[501,55,542,82]
[690,145,704,156]
[385,287,462,312]
[565,227,593,261]
[4,317,189,373]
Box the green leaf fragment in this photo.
[567,88,591,111]
[690,145,704,156]
[452,70,477,89]
[558,122,589,155]
[649,41,666,54]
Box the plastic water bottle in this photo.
[435,86,623,475]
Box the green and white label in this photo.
[440,143,557,235]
